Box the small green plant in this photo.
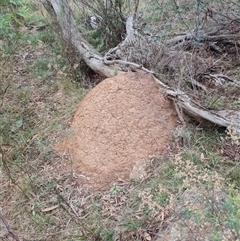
[31,57,53,80]
[0,0,31,53]
[224,191,240,237]
[123,219,141,231]
[80,0,141,50]
[86,28,105,52]
[104,229,115,241]
[110,184,120,195]
[156,192,169,205]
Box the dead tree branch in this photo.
[0,210,20,241]
[40,0,124,77]
[41,0,240,133]
[167,90,240,133]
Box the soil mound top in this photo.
[57,72,178,190]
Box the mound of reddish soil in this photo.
[57,72,178,190]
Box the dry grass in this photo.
[0,19,89,240]
[0,1,240,241]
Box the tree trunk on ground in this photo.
[41,0,240,133]
[41,0,124,77]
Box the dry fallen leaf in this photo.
[144,232,151,241]
[41,205,59,213]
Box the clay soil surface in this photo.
[56,72,178,190]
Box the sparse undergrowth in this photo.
[1,1,240,241]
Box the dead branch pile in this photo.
[41,0,240,133]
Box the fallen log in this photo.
[40,0,124,77]
[166,89,240,133]
[41,0,240,134]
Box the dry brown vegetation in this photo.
[0,0,240,240]
[43,0,240,132]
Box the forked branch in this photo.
[41,0,240,133]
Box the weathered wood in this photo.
[42,0,240,134]
[41,0,124,77]
[167,90,240,133]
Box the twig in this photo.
[54,188,90,226]
[103,58,154,74]
[1,84,11,107]
[212,74,240,86]
[173,100,186,126]
[167,89,240,133]
[134,0,139,16]
[0,210,20,241]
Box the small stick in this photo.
[0,210,20,241]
